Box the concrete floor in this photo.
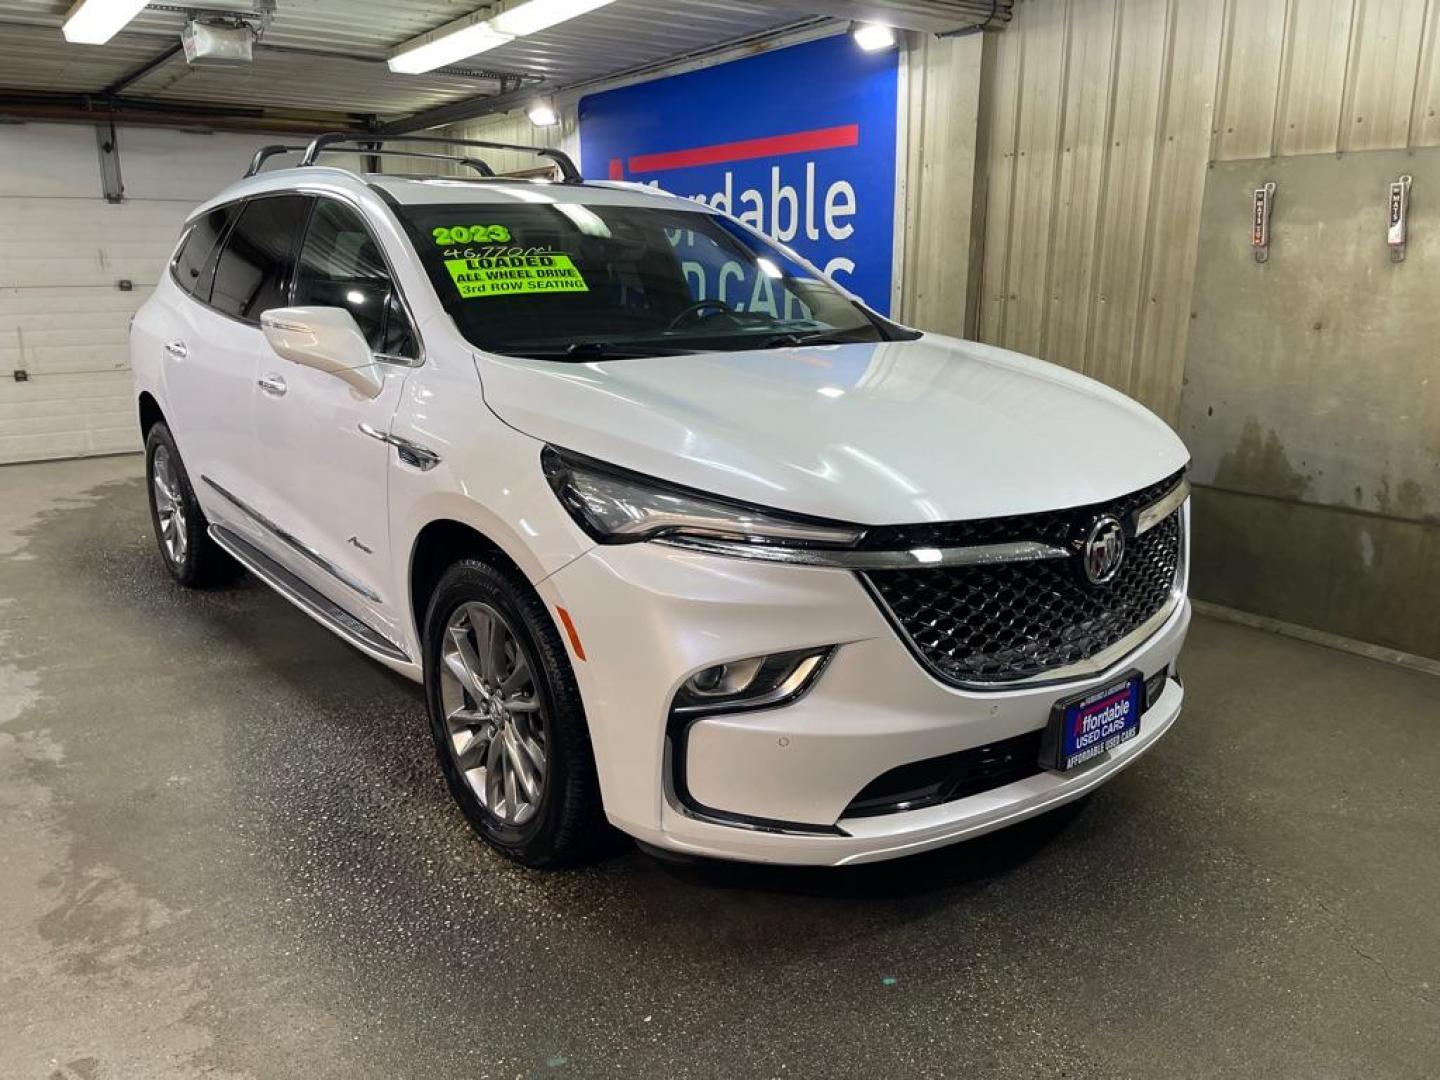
[1,455,1437,1080]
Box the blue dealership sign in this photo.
[579,34,900,312]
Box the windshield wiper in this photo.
[497,341,698,361]
[755,329,877,349]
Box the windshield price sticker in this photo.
[445,253,589,298]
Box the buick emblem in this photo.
[1080,515,1126,585]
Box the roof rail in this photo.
[244,143,497,179]
[297,132,583,183]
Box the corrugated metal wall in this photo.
[898,31,985,335]
[974,0,1440,424]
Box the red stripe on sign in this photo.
[608,157,624,180]
[626,123,860,174]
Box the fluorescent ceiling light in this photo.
[851,22,896,52]
[390,0,617,75]
[528,99,560,126]
[492,0,616,37]
[62,0,150,44]
[388,17,514,74]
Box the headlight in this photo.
[541,445,864,551]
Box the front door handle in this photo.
[164,340,188,360]
[257,373,287,397]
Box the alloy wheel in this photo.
[438,601,549,826]
[151,445,188,565]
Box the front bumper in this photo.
[540,537,1190,867]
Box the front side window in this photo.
[208,195,313,322]
[395,200,913,360]
[294,200,415,358]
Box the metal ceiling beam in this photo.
[0,90,371,136]
[761,1,1010,34]
[99,42,184,98]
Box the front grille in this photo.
[862,473,1185,686]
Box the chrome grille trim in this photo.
[656,535,1070,569]
[655,472,1188,569]
[1134,478,1190,536]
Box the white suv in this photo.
[130,136,1191,868]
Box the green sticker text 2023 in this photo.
[444,254,589,299]
[433,224,511,245]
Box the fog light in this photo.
[684,657,765,698]
[673,647,833,717]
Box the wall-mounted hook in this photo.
[1388,175,1412,263]
[1252,182,1276,263]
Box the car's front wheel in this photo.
[423,559,605,867]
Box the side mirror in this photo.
[259,306,383,399]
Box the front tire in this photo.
[423,559,605,868]
[144,422,235,588]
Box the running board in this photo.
[210,525,411,665]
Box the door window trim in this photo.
[169,206,237,306]
[171,192,313,330]
[170,187,425,366]
[206,192,315,327]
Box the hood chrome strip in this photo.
[657,535,1069,569]
[656,478,1189,569]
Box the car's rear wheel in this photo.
[144,422,235,587]
[423,559,605,867]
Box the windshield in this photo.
[395,198,915,360]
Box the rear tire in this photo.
[144,422,236,588]
[423,558,606,868]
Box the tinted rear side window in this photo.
[172,204,240,301]
[293,199,414,357]
[208,195,313,322]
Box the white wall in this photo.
[0,123,287,464]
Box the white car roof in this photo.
[370,175,692,208]
[190,166,704,221]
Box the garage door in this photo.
[0,123,285,464]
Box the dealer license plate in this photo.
[1042,672,1143,771]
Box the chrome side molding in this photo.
[200,475,383,604]
[209,525,410,665]
[358,423,442,471]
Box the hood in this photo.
[477,333,1189,525]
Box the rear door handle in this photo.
[164,340,188,360]
[257,373,287,397]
